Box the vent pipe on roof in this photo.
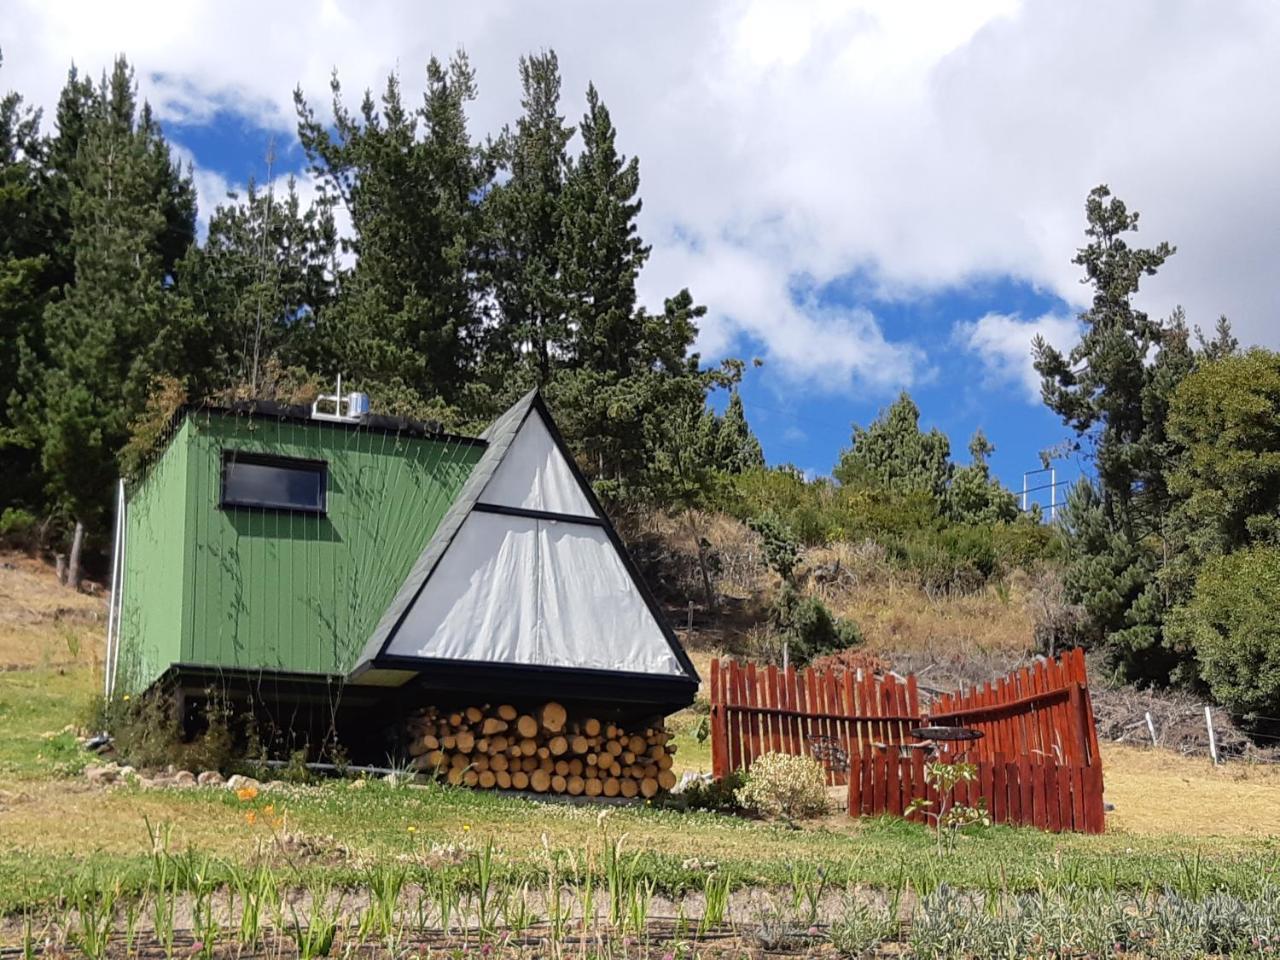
[311,374,369,423]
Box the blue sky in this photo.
[6,1,1276,512]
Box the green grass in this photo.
[2,665,1280,917]
[0,665,96,779]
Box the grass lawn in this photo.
[2,664,1280,918]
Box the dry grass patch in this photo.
[1101,742,1280,838]
[0,553,104,669]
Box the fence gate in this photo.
[708,649,1105,833]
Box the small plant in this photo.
[905,761,990,854]
[735,752,830,822]
[828,896,896,958]
[699,871,733,934]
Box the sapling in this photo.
[904,761,990,855]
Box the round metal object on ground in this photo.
[910,725,984,742]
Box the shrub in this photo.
[746,509,800,581]
[735,752,829,821]
[771,583,862,664]
[0,507,39,550]
[1175,546,1280,725]
[679,770,745,813]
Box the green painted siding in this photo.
[118,419,192,692]
[118,411,482,690]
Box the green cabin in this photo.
[108,391,698,752]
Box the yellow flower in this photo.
[263,804,275,816]
[122,694,131,702]
[236,786,259,802]
[462,824,471,832]
[244,811,256,825]
[407,825,417,834]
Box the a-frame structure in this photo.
[349,390,699,714]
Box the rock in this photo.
[197,770,225,787]
[117,765,137,781]
[226,774,261,792]
[172,770,197,787]
[84,763,120,785]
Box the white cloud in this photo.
[3,0,1278,392]
[954,312,1079,402]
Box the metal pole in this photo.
[1050,467,1057,521]
[1022,472,1028,512]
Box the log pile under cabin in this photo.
[406,701,678,798]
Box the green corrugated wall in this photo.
[117,410,483,692]
[117,418,191,691]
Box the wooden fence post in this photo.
[1205,706,1219,764]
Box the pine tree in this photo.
[714,389,765,473]
[1034,186,1229,683]
[834,392,952,502]
[483,51,574,388]
[948,429,1017,524]
[295,53,488,407]
[17,58,194,587]
[0,51,55,512]
[174,175,337,396]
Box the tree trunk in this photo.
[67,520,86,592]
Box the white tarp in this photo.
[386,510,685,676]
[480,412,596,516]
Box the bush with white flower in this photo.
[735,752,829,821]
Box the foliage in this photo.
[676,770,745,814]
[1164,349,1280,603]
[770,582,863,664]
[905,762,990,856]
[834,392,952,501]
[1171,546,1280,726]
[746,509,800,582]
[91,689,237,773]
[734,751,830,821]
[947,429,1017,524]
[12,59,194,557]
[1034,185,1236,685]
[0,506,38,549]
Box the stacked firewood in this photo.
[405,701,678,798]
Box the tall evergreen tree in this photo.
[0,51,54,511]
[483,51,574,389]
[1035,186,1230,683]
[948,429,1018,524]
[834,392,952,502]
[295,53,489,407]
[16,58,194,587]
[714,389,765,473]
[173,175,337,397]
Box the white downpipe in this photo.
[103,481,124,701]
[109,485,128,699]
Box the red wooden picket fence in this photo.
[709,648,1105,833]
[708,658,921,786]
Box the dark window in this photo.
[221,452,326,513]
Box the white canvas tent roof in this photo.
[349,390,698,707]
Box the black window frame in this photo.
[219,450,328,515]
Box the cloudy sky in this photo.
[4,0,1277,501]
